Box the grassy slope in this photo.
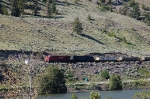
[0,0,150,56]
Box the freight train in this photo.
[44,53,150,62]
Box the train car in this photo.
[119,57,140,61]
[72,56,95,62]
[44,55,71,62]
[45,55,50,62]
[140,57,150,61]
[98,57,118,62]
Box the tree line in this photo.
[97,0,150,26]
[0,0,57,17]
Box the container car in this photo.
[119,57,140,61]
[72,56,95,62]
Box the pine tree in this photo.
[33,0,39,16]
[46,0,52,18]
[142,3,145,10]
[100,0,105,3]
[11,0,24,17]
[37,65,67,94]
[0,3,2,14]
[132,2,140,20]
[101,70,110,79]
[1,4,8,15]
[129,0,135,7]
[122,3,128,15]
[51,0,56,13]
[72,17,83,34]
[109,74,122,90]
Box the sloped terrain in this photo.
[1,0,150,97]
[0,0,150,56]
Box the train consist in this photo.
[44,53,150,62]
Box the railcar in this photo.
[98,57,118,62]
[44,55,71,62]
[140,57,150,61]
[72,56,95,62]
[119,57,140,61]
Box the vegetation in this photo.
[131,2,140,19]
[0,0,150,98]
[51,0,56,13]
[138,68,150,78]
[71,93,78,99]
[0,3,8,15]
[133,91,150,99]
[101,70,110,80]
[109,74,122,90]
[87,14,92,21]
[36,65,67,94]
[46,0,52,18]
[32,0,39,16]
[72,17,83,34]
[11,0,25,17]
[90,91,101,99]
[71,91,101,99]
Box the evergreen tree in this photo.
[72,17,83,34]
[1,4,8,15]
[108,0,112,4]
[121,3,128,15]
[132,2,140,20]
[142,3,145,10]
[99,0,105,4]
[51,0,56,13]
[109,74,122,90]
[0,3,2,14]
[11,0,19,16]
[46,0,52,18]
[128,0,135,7]
[11,0,24,17]
[33,0,39,16]
[101,70,110,79]
[87,14,91,21]
[37,65,67,94]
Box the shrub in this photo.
[74,0,78,4]
[109,74,122,90]
[71,94,77,99]
[90,91,101,99]
[108,32,116,37]
[101,70,110,79]
[65,0,69,6]
[87,14,91,20]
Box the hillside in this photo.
[0,0,150,56]
[1,0,150,97]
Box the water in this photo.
[36,89,149,99]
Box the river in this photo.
[36,89,149,99]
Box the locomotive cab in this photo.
[44,55,50,62]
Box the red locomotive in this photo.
[44,55,71,62]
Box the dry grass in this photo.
[0,0,150,56]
